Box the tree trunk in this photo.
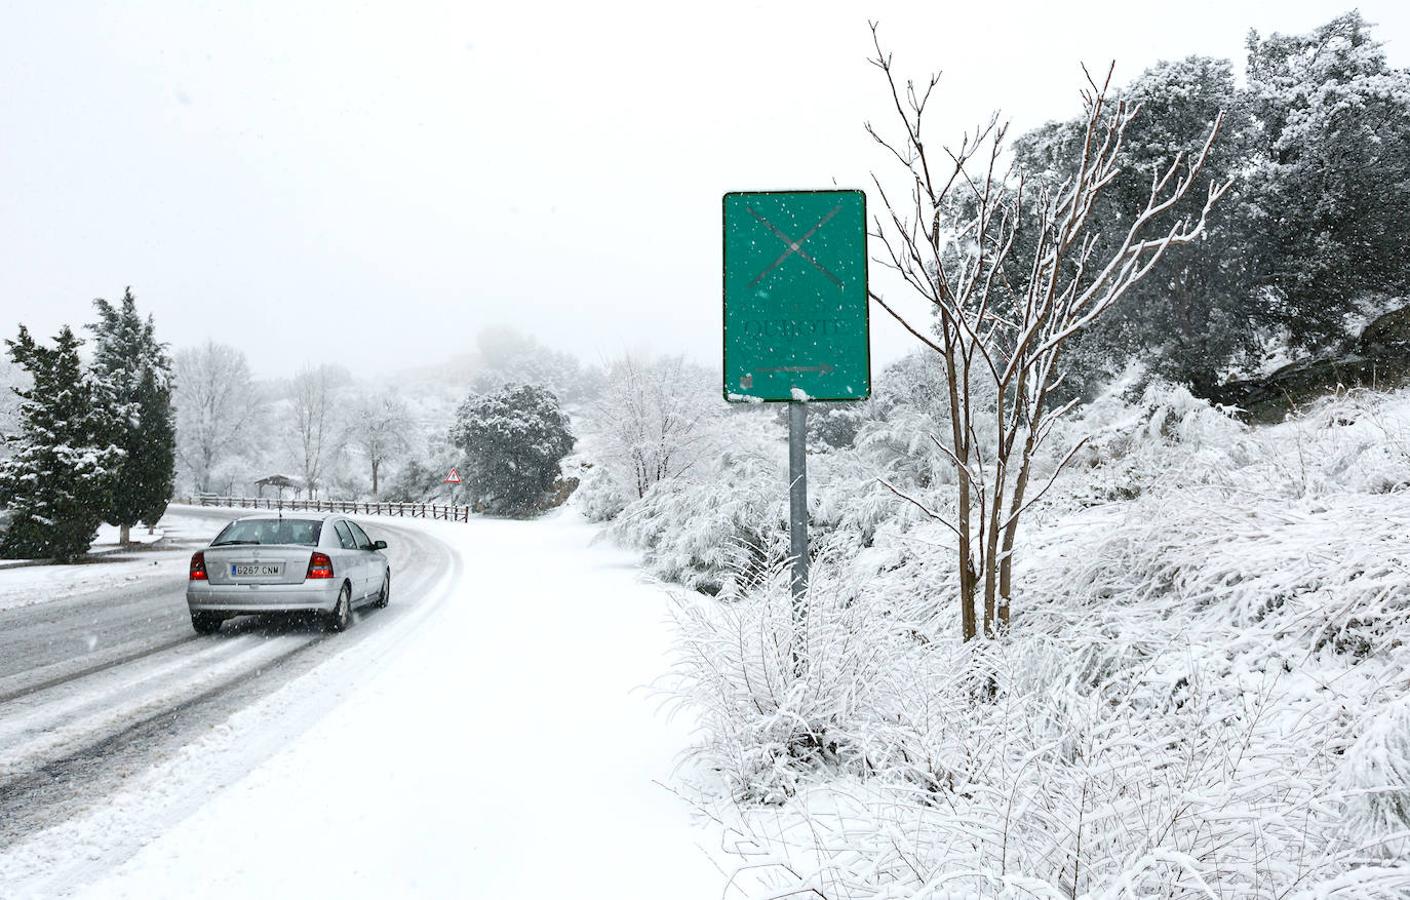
[997,423,1041,631]
[119,523,131,546]
[943,338,978,643]
[371,459,380,496]
[956,440,979,642]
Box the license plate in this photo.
[232,563,283,577]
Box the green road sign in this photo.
[723,189,869,402]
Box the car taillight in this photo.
[189,551,208,581]
[306,551,334,580]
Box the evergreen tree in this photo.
[135,365,177,527]
[1009,13,1410,395]
[1245,12,1410,352]
[1012,56,1255,395]
[0,326,122,562]
[88,288,176,543]
[449,383,575,516]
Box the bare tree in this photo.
[173,341,262,493]
[285,365,346,498]
[866,28,1230,640]
[592,354,713,500]
[353,392,412,496]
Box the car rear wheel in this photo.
[374,571,390,609]
[326,583,352,633]
[191,612,222,635]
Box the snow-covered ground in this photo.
[614,381,1410,897]
[0,514,219,613]
[1,510,721,898]
[0,555,182,613]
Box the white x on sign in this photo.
[747,205,845,288]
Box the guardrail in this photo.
[194,496,471,523]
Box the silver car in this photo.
[186,514,391,634]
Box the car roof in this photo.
[233,512,341,522]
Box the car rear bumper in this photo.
[187,579,342,615]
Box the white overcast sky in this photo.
[3,1,1407,378]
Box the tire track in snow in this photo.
[0,634,309,785]
[0,514,458,859]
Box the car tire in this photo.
[374,571,390,609]
[326,583,353,633]
[191,612,222,635]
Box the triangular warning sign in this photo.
[443,466,462,484]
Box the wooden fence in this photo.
[195,496,471,523]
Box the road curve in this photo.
[0,505,456,848]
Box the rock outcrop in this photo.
[1210,304,1410,422]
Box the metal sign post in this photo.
[722,189,869,656]
[788,401,808,605]
[443,466,462,508]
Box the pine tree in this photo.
[0,326,123,562]
[135,365,176,530]
[88,288,176,544]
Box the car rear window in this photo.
[212,518,322,547]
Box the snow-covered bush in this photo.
[666,384,1410,897]
[611,411,786,593]
[1339,694,1410,856]
[571,459,629,523]
[667,551,900,803]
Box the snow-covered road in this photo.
[0,507,455,852]
[0,509,720,898]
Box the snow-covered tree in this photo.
[868,30,1227,639]
[1245,11,1410,352]
[351,391,411,496]
[1014,56,1257,395]
[590,354,714,501]
[1008,13,1410,394]
[88,288,175,543]
[0,326,123,561]
[284,364,347,499]
[449,383,575,516]
[173,341,262,493]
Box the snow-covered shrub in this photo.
[568,459,627,522]
[611,415,786,593]
[667,382,1410,898]
[667,551,904,803]
[1340,694,1410,856]
[381,458,446,503]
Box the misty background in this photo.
[5,0,1408,378]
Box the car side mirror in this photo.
[373,540,388,551]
